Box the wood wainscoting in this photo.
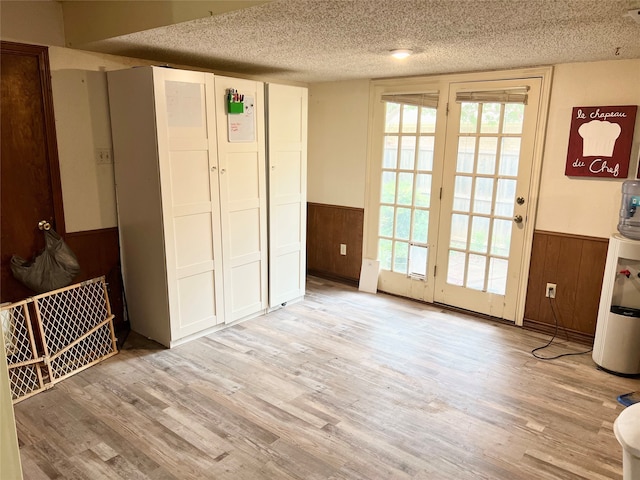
[307,203,364,285]
[65,228,127,341]
[523,230,609,344]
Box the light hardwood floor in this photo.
[14,276,640,479]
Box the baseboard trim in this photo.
[307,269,359,288]
[523,318,594,346]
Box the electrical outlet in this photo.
[340,244,347,256]
[546,282,557,298]
[95,148,113,165]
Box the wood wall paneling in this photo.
[523,230,608,343]
[307,203,363,285]
[65,228,127,342]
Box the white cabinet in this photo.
[108,67,307,347]
[108,67,268,347]
[214,76,269,323]
[266,83,308,308]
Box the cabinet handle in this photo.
[221,169,226,174]
[211,166,217,172]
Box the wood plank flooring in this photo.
[14,276,640,479]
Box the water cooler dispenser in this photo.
[593,181,640,375]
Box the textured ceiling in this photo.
[75,0,640,83]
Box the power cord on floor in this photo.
[531,292,593,360]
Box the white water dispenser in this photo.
[618,180,640,240]
[593,234,640,375]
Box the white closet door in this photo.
[153,68,224,342]
[266,84,308,308]
[214,76,268,322]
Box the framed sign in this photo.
[565,105,637,178]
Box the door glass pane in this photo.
[491,219,512,256]
[420,108,437,133]
[378,99,438,276]
[477,137,497,175]
[379,238,392,270]
[381,171,396,203]
[499,138,521,177]
[385,103,400,133]
[383,136,398,169]
[395,207,411,240]
[438,89,533,310]
[495,179,516,217]
[469,216,489,253]
[402,105,418,133]
[488,257,508,294]
[467,254,487,291]
[450,214,469,249]
[415,174,432,207]
[418,136,435,171]
[480,103,501,133]
[393,241,408,273]
[409,245,428,277]
[397,173,414,205]
[379,205,394,237]
[447,250,465,286]
[457,137,475,173]
[400,136,416,170]
[453,176,472,212]
[473,178,494,214]
[412,209,429,243]
[503,104,524,134]
[460,103,478,133]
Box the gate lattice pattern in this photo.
[1,276,118,403]
[1,300,46,402]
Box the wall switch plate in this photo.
[340,244,347,255]
[96,148,113,164]
[546,282,557,298]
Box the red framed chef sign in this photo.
[565,105,637,178]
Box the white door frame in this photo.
[363,67,553,326]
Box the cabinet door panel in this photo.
[215,76,268,322]
[267,84,308,308]
[155,68,225,341]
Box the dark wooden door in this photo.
[1,42,65,303]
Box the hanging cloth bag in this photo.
[10,229,80,294]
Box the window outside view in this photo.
[378,102,436,279]
[448,102,524,295]
[378,100,524,295]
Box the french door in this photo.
[373,92,444,301]
[434,78,542,319]
[368,74,546,322]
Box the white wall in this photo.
[306,61,640,239]
[3,0,639,238]
[0,1,148,232]
[307,80,370,208]
[48,47,156,232]
[535,59,640,238]
[0,1,65,47]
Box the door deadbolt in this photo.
[516,197,525,205]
